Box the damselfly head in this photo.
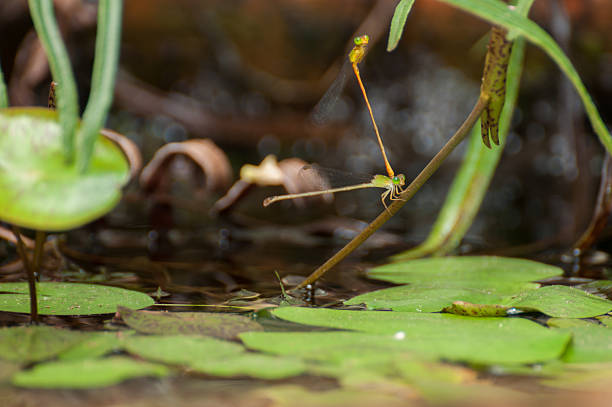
[393,174,406,186]
[354,35,369,46]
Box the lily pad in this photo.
[541,363,612,390]
[0,107,130,231]
[0,326,85,364]
[123,334,245,365]
[242,308,571,365]
[346,281,536,312]
[59,331,131,360]
[254,385,409,407]
[368,256,562,284]
[190,354,307,379]
[556,325,612,363]
[507,285,612,318]
[119,306,263,339]
[11,356,168,389]
[0,282,154,315]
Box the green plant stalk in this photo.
[0,60,8,108]
[295,96,489,289]
[77,0,123,173]
[11,226,38,322]
[436,0,612,156]
[392,1,531,261]
[27,0,78,163]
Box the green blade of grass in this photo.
[387,0,416,52]
[437,0,612,154]
[27,0,79,162]
[77,0,123,172]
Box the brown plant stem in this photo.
[296,95,490,289]
[12,226,39,322]
[32,230,45,276]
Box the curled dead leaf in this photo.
[140,139,232,196]
[212,155,331,214]
[101,129,142,180]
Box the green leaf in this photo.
[0,62,7,108]
[547,318,599,329]
[541,363,612,390]
[27,0,79,160]
[0,326,85,364]
[0,282,154,315]
[118,306,263,339]
[557,325,612,363]
[78,0,122,172]
[11,356,168,389]
[255,385,408,407]
[123,334,245,365]
[437,0,612,155]
[387,0,415,52]
[59,331,131,361]
[191,354,306,379]
[0,108,130,231]
[243,308,571,365]
[346,281,537,312]
[508,285,612,318]
[371,256,562,284]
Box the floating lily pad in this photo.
[59,331,131,360]
[0,107,129,231]
[507,285,612,318]
[191,354,306,379]
[0,282,154,315]
[346,281,536,312]
[596,315,612,327]
[242,308,571,365]
[546,318,598,329]
[254,385,409,407]
[541,363,612,390]
[0,326,85,363]
[368,256,562,284]
[119,306,263,339]
[123,334,245,365]
[556,325,612,363]
[11,356,168,389]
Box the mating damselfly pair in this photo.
[263,35,406,209]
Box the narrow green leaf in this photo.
[27,0,79,162]
[387,0,415,52]
[0,60,8,108]
[437,0,612,155]
[78,0,123,172]
[393,0,531,260]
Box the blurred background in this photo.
[1,0,612,269]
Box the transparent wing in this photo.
[299,164,373,190]
[310,59,353,125]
